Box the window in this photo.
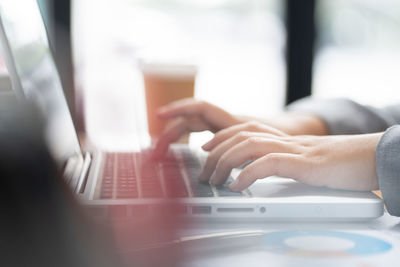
[314,0,400,107]
[73,0,285,146]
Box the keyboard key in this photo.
[192,181,215,197]
[180,148,202,169]
[215,177,243,197]
[99,148,233,200]
[100,191,113,199]
[180,148,214,197]
[162,161,188,198]
[215,184,243,197]
[100,153,116,199]
[140,161,164,198]
[116,153,138,198]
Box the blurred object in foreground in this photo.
[86,148,192,266]
[106,202,186,267]
[0,100,185,266]
[0,102,121,267]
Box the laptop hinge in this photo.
[75,152,92,194]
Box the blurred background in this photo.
[315,0,400,106]
[35,0,400,147]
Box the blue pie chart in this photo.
[262,230,392,257]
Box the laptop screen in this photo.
[0,0,82,164]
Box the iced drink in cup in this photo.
[141,62,197,142]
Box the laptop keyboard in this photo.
[98,147,243,199]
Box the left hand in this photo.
[199,125,383,192]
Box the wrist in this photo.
[289,113,329,135]
[237,113,329,136]
[265,113,329,136]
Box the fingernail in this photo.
[157,111,166,118]
[202,142,211,150]
[229,179,240,191]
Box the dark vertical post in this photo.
[285,0,316,105]
[51,0,75,118]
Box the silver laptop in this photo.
[0,0,384,221]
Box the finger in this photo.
[198,132,254,181]
[229,153,306,191]
[153,117,209,157]
[158,99,238,132]
[202,122,287,151]
[199,132,291,182]
[211,138,298,185]
[157,98,204,119]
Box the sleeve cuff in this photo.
[376,125,400,216]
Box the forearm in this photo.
[238,113,328,136]
[262,113,328,136]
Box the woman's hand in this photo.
[154,99,245,156]
[154,98,328,156]
[200,126,383,192]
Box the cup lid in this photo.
[138,60,198,78]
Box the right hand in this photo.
[153,98,244,156]
[201,130,382,192]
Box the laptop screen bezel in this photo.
[0,0,84,167]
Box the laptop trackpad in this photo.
[245,176,379,200]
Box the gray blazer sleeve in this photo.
[287,97,400,134]
[376,126,400,216]
[287,97,400,216]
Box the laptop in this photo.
[0,0,384,221]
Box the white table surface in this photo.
[177,212,400,267]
